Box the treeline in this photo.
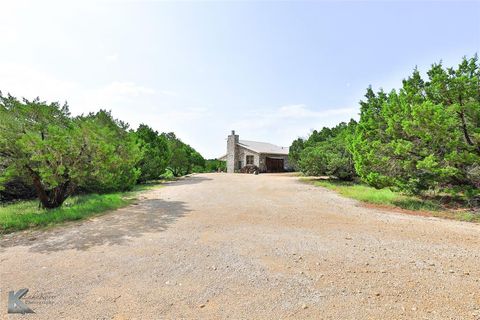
[290,55,479,201]
[0,93,222,208]
[290,120,357,181]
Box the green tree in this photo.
[135,124,171,183]
[164,133,188,176]
[350,87,392,188]
[0,94,143,208]
[288,138,305,170]
[352,55,480,199]
[0,94,89,208]
[189,148,206,173]
[204,159,227,172]
[76,110,142,193]
[163,133,205,176]
[297,120,357,180]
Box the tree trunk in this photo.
[28,169,71,209]
[31,173,53,208]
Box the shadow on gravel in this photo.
[0,198,190,253]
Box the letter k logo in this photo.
[8,288,34,314]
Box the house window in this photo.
[246,155,254,165]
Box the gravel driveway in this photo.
[1,173,480,319]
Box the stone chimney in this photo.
[227,130,239,173]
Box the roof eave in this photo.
[237,144,288,156]
[236,144,261,154]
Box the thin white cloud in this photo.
[231,104,356,130]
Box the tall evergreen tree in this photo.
[352,55,479,199]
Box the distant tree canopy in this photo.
[162,132,205,177]
[204,159,227,172]
[0,93,207,208]
[290,120,357,181]
[291,54,479,200]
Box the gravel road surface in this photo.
[1,173,480,319]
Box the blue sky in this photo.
[0,1,479,158]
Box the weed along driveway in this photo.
[1,173,480,319]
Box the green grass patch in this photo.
[0,183,163,234]
[303,178,480,222]
[315,180,440,211]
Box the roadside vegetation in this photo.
[302,178,479,222]
[1,193,129,233]
[0,182,164,233]
[302,177,441,210]
[291,55,479,216]
[0,92,226,232]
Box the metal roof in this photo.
[238,140,289,155]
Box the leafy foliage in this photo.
[291,55,479,204]
[0,91,210,208]
[351,55,479,199]
[134,124,170,183]
[0,94,90,208]
[0,95,137,208]
[290,120,357,180]
[75,110,142,194]
[204,159,227,172]
[163,132,205,176]
[288,138,305,170]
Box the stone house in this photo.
[219,130,290,173]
